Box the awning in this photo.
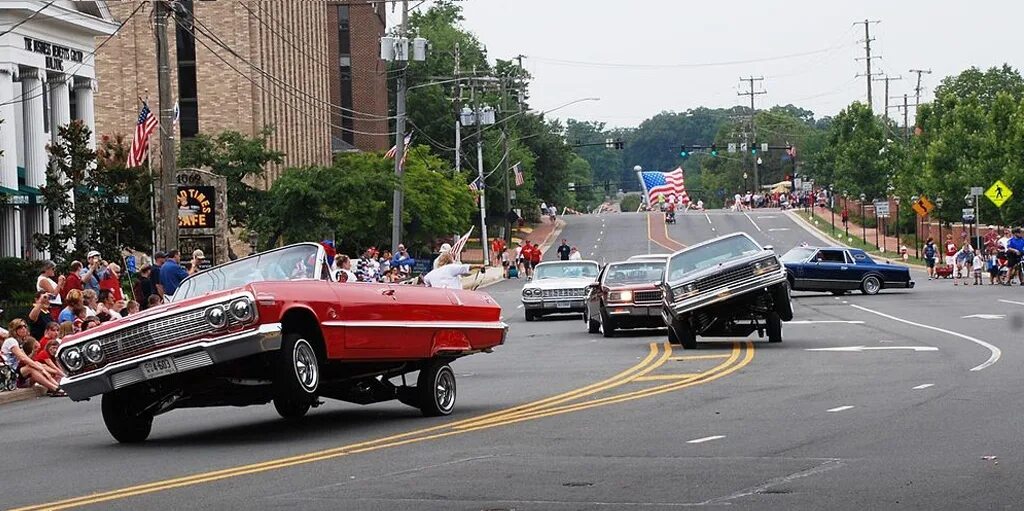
[1,185,41,206]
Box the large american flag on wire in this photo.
[512,162,524,187]
[642,167,689,204]
[450,227,474,262]
[126,102,158,168]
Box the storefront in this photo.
[0,1,116,258]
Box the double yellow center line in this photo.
[17,341,753,511]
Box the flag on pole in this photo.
[468,177,483,193]
[385,133,412,159]
[450,227,474,262]
[126,101,158,168]
[512,162,524,187]
[641,167,689,204]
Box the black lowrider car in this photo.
[781,246,915,295]
[660,233,793,349]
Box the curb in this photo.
[787,210,929,272]
[0,386,46,406]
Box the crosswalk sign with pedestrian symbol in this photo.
[985,180,1012,208]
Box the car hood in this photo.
[665,251,774,285]
[524,277,596,290]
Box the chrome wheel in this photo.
[434,369,456,413]
[861,276,881,295]
[418,362,457,416]
[292,339,319,393]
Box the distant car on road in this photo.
[781,246,915,295]
[585,259,667,337]
[521,260,600,321]
[660,233,792,349]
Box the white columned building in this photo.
[0,1,116,258]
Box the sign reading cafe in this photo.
[177,185,216,228]
[23,37,85,72]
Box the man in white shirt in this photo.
[568,247,582,260]
[433,243,452,270]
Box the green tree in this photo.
[813,102,897,202]
[178,128,285,229]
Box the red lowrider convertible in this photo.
[56,243,507,443]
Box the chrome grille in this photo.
[174,352,213,372]
[99,308,212,364]
[542,288,587,298]
[633,290,663,304]
[693,261,763,292]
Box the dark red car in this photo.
[584,257,668,337]
[56,243,507,443]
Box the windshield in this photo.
[781,247,816,263]
[667,235,762,282]
[534,262,599,280]
[604,262,665,285]
[173,244,321,301]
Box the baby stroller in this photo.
[665,210,676,224]
[1,359,18,392]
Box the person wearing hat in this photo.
[160,250,198,296]
[433,242,452,270]
[423,251,486,289]
[79,250,103,293]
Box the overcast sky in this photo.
[396,0,1024,128]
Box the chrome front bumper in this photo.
[666,271,788,318]
[60,323,283,401]
[522,299,586,312]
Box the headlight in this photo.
[609,290,633,302]
[673,282,698,301]
[61,347,84,372]
[206,306,227,328]
[753,258,781,275]
[229,298,255,322]
[83,341,103,364]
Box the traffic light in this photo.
[679,145,690,159]
[750,142,758,155]
[710,144,718,157]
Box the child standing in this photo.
[987,248,1001,285]
[973,250,985,285]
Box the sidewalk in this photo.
[0,386,46,406]
[790,208,927,270]
[807,205,906,254]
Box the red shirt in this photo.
[99,272,124,302]
[945,242,957,257]
[62,272,83,302]
[32,338,58,363]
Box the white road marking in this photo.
[516,304,524,309]
[912,384,935,390]
[827,405,855,413]
[851,304,1002,372]
[687,435,726,444]
[998,299,1024,306]
[757,215,778,219]
[597,238,602,242]
[742,212,763,232]
[768,228,790,232]
[806,346,938,352]
[593,244,599,248]
[962,314,1005,320]
[788,320,865,325]
[589,252,594,256]
[705,213,712,224]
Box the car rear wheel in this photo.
[861,275,882,295]
[417,361,457,417]
[274,334,319,419]
[670,319,698,350]
[766,312,783,343]
[101,391,153,443]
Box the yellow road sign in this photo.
[912,195,934,217]
[985,180,1012,208]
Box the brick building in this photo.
[95,0,389,186]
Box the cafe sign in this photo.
[177,185,216,228]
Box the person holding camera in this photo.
[36,260,65,320]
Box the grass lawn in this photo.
[796,210,928,267]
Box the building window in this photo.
[338,5,350,56]
[341,70,353,144]
[175,0,199,138]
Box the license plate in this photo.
[556,302,571,309]
[140,357,177,379]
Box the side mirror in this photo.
[763,245,774,251]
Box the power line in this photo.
[873,74,901,121]
[0,1,55,38]
[528,43,852,70]
[909,68,932,106]
[854,19,882,110]
[738,76,766,190]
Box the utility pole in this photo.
[390,0,409,253]
[738,76,765,190]
[453,42,461,174]
[873,74,901,121]
[472,81,490,266]
[500,78,512,247]
[154,0,178,251]
[854,19,881,110]
[909,68,932,107]
[888,94,920,142]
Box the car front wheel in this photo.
[770,282,794,322]
[670,319,698,349]
[101,391,153,443]
[587,306,601,334]
[418,360,457,417]
[766,312,783,343]
[861,275,882,295]
[274,334,319,418]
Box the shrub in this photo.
[620,193,643,213]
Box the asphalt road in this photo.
[4,209,1024,510]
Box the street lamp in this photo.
[965,193,976,249]
[843,192,850,239]
[911,195,920,259]
[633,165,644,209]
[743,172,748,194]
[859,193,867,245]
[936,197,944,244]
[894,195,901,256]
[829,185,835,237]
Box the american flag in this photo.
[385,133,412,159]
[450,227,474,262]
[512,162,524,187]
[126,102,158,168]
[642,167,689,204]
[468,177,483,192]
